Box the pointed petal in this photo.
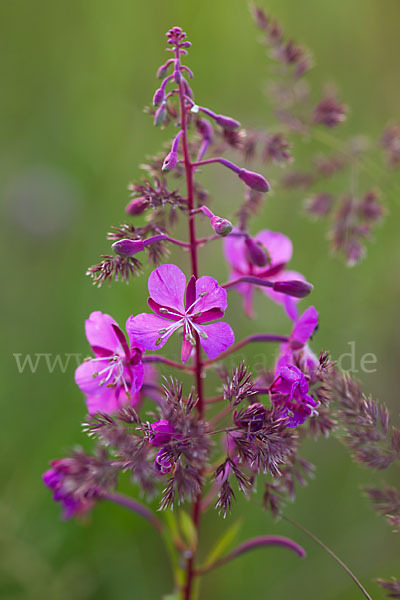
[291,306,318,349]
[185,275,196,310]
[192,308,225,323]
[197,322,235,359]
[147,298,182,321]
[85,311,121,355]
[126,313,178,350]
[194,276,227,313]
[284,296,299,322]
[181,338,193,363]
[111,323,130,357]
[148,264,186,312]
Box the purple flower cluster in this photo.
[42,20,394,600]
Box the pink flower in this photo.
[75,311,144,415]
[224,229,306,320]
[270,364,319,428]
[276,306,319,373]
[127,264,234,363]
[42,459,96,519]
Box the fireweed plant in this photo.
[44,17,400,600]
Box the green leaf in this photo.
[163,594,181,600]
[162,512,185,587]
[179,510,198,552]
[201,518,242,570]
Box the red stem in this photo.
[177,49,204,600]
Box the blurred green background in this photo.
[1,0,399,598]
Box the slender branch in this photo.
[144,234,190,249]
[101,491,163,533]
[205,394,224,404]
[203,334,288,367]
[283,515,373,600]
[222,276,313,298]
[191,157,239,173]
[142,355,193,372]
[222,275,275,290]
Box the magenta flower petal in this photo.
[196,321,234,359]
[126,313,178,350]
[291,306,318,349]
[85,311,121,355]
[181,337,193,363]
[255,230,293,266]
[147,298,182,321]
[148,264,186,312]
[224,230,249,272]
[75,360,106,394]
[86,387,122,415]
[283,295,299,322]
[194,276,228,313]
[185,275,197,310]
[192,307,225,324]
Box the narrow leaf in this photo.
[202,519,242,570]
[179,510,198,552]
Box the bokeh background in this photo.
[1,0,399,598]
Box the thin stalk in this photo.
[283,515,373,600]
[177,48,205,600]
[142,355,192,372]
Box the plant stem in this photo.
[177,51,205,600]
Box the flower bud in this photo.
[154,449,173,475]
[125,196,148,216]
[214,114,241,129]
[112,238,145,257]
[196,118,213,141]
[238,169,270,192]
[153,87,165,107]
[173,67,181,84]
[245,237,269,267]
[154,103,167,127]
[150,420,175,446]
[156,63,170,79]
[273,279,313,298]
[162,151,178,172]
[210,216,233,237]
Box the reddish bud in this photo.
[153,87,165,107]
[238,169,270,192]
[245,237,269,267]
[154,103,167,127]
[214,114,241,129]
[210,216,233,237]
[125,197,148,216]
[157,63,170,79]
[273,280,313,298]
[112,239,145,257]
[162,151,178,172]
